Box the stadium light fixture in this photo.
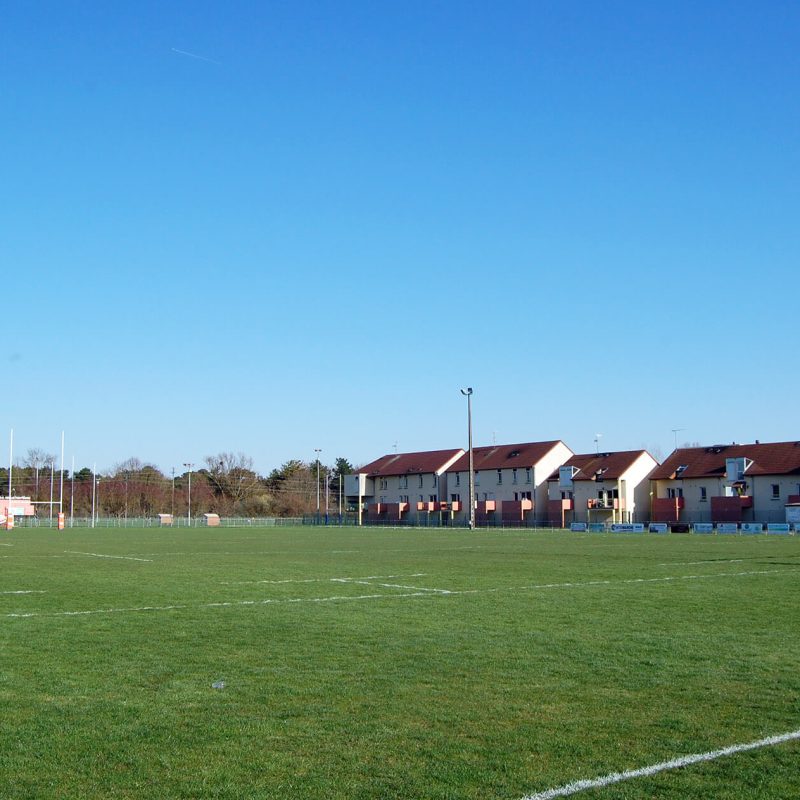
[460,388,475,530]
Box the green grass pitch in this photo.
[1,526,799,799]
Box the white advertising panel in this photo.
[740,523,763,534]
[570,522,587,532]
[693,523,714,533]
[649,523,668,533]
[717,523,738,534]
[610,523,644,533]
[767,524,791,534]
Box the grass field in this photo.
[1,526,799,799]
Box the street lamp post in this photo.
[460,388,475,530]
[183,463,194,527]
[314,449,322,522]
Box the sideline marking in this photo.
[521,727,800,799]
[659,559,744,566]
[3,568,796,621]
[64,551,153,563]
[222,573,427,585]
[1,590,46,595]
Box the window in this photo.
[561,490,573,500]
[512,468,518,484]
[455,473,461,487]
[699,487,707,502]
[418,475,424,488]
[379,478,388,490]
[772,484,780,500]
[475,471,480,486]
[450,493,461,502]
[399,475,408,489]
[432,474,438,487]
[400,495,409,503]
[515,491,532,501]
[525,468,532,484]
[667,487,684,499]
[497,470,503,485]
[429,495,436,503]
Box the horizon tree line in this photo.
[0,449,356,519]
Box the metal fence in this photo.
[10,516,305,529]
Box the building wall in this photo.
[749,475,800,522]
[626,453,659,520]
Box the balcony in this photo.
[587,498,624,510]
[476,500,496,514]
[501,499,533,523]
[417,501,436,512]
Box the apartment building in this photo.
[345,449,464,524]
[546,450,658,526]
[444,441,573,525]
[650,441,800,524]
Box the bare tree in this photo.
[204,452,261,514]
[24,448,56,500]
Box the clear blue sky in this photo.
[6,1,799,474]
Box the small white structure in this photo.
[203,513,221,527]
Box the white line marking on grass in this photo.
[335,579,452,593]
[64,551,153,562]
[4,568,796,621]
[658,559,745,567]
[1,590,46,595]
[224,573,427,586]
[6,603,188,619]
[521,727,800,800]
[0,542,13,546]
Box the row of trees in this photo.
[1,450,355,519]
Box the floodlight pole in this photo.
[460,388,475,530]
[183,463,194,527]
[314,449,322,522]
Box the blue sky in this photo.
[5,1,799,474]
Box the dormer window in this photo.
[675,464,688,477]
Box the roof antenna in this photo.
[594,433,602,455]
[392,442,398,454]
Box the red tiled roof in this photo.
[446,441,565,473]
[546,450,654,482]
[358,449,464,477]
[649,441,800,480]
